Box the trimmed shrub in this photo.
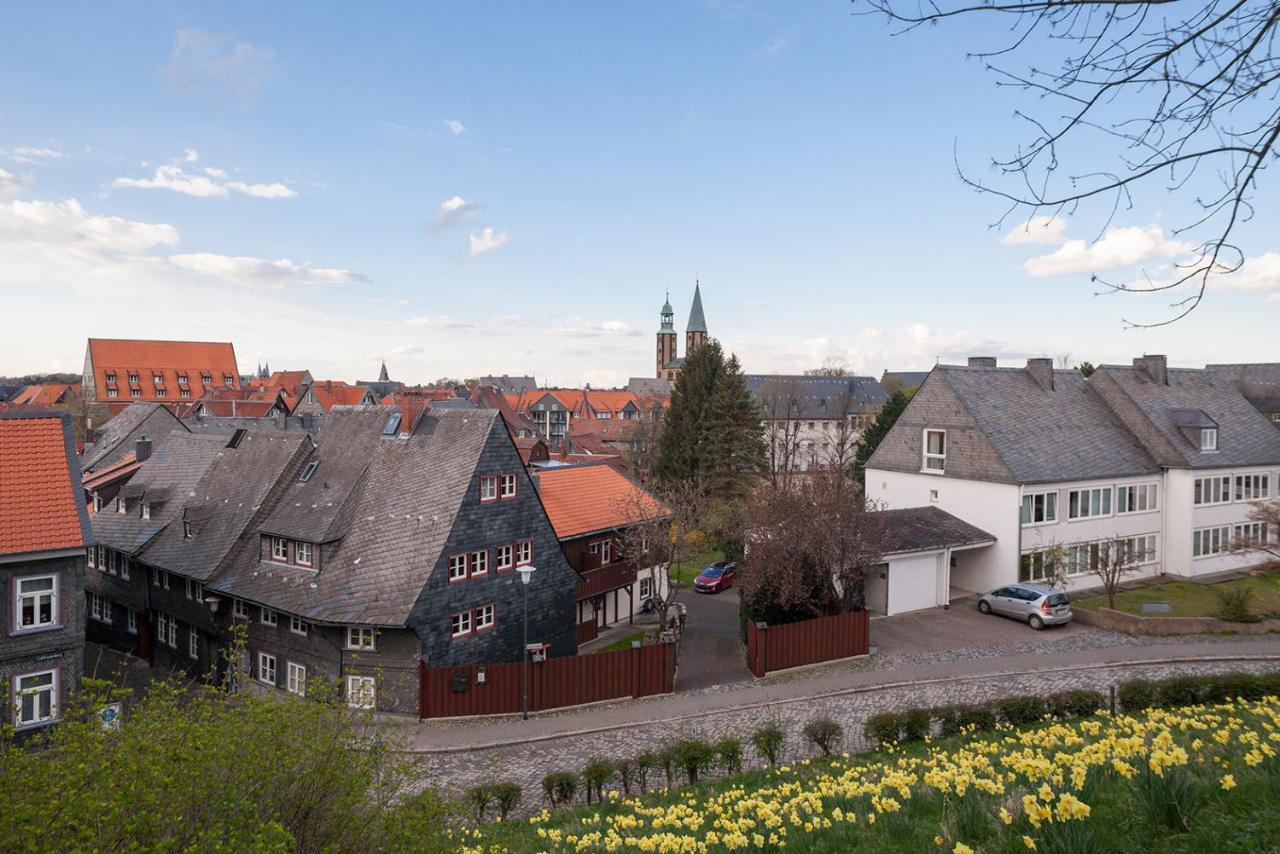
[464,785,493,822]
[582,758,615,804]
[673,738,716,785]
[956,704,997,733]
[865,712,902,746]
[541,771,578,807]
[751,723,786,766]
[901,708,931,742]
[1216,587,1257,622]
[635,751,663,793]
[997,695,1048,725]
[1157,675,1210,708]
[934,705,964,738]
[1119,679,1157,713]
[1047,689,1106,720]
[802,718,843,756]
[491,782,521,820]
[714,737,743,775]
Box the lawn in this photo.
[670,545,726,586]
[599,631,647,652]
[1075,570,1280,619]
[462,696,1280,853]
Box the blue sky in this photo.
[2,1,1277,386]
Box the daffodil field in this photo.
[466,695,1280,852]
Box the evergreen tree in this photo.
[853,388,914,485]
[704,355,765,503]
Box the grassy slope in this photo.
[468,700,1280,853]
[1076,571,1280,618]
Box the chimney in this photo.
[1133,354,1168,385]
[968,357,997,368]
[135,435,152,462]
[1025,358,1054,391]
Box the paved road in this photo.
[675,586,751,690]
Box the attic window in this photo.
[299,461,320,483]
[382,413,402,436]
[1200,428,1218,452]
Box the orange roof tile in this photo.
[0,413,88,555]
[308,381,372,411]
[11,383,79,406]
[87,338,240,404]
[535,463,668,540]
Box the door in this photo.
[1007,587,1034,619]
[887,556,943,615]
[989,588,1015,616]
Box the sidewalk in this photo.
[395,634,1280,753]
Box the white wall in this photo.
[1184,466,1279,578]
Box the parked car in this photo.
[977,583,1072,629]
[692,561,737,593]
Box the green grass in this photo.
[670,546,726,586]
[598,631,647,652]
[1076,570,1280,619]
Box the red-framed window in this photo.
[516,540,533,566]
[499,474,518,499]
[474,603,496,632]
[496,544,513,571]
[450,610,472,637]
[448,553,468,583]
[470,550,489,577]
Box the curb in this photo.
[398,651,1280,755]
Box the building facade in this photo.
[746,374,887,474]
[82,338,241,415]
[656,282,709,382]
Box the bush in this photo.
[1202,673,1264,702]
[1157,675,1210,708]
[673,738,716,785]
[541,771,578,807]
[491,782,522,820]
[1047,689,1106,720]
[1119,679,1157,713]
[802,718,844,756]
[751,722,786,766]
[933,705,964,738]
[997,695,1048,725]
[956,704,997,733]
[582,758,615,804]
[713,737,743,775]
[635,751,663,793]
[900,708,931,742]
[1217,587,1258,622]
[464,785,493,822]
[615,758,640,797]
[865,712,902,746]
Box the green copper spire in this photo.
[686,280,707,333]
[659,290,675,333]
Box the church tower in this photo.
[656,293,677,378]
[685,280,707,359]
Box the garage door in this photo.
[887,554,941,615]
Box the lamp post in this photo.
[516,564,537,720]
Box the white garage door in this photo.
[887,554,942,615]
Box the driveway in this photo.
[872,596,1097,658]
[675,586,753,691]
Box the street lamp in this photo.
[517,564,537,720]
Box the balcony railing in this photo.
[576,561,637,600]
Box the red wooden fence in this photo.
[745,610,870,677]
[419,641,676,718]
[576,619,599,644]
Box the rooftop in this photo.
[0,411,90,556]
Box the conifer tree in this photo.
[853,387,914,485]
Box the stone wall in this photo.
[1074,605,1280,636]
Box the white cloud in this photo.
[1023,224,1190,276]
[429,195,477,232]
[1212,252,1280,297]
[165,29,275,103]
[169,253,366,287]
[112,154,296,200]
[546,318,641,338]
[183,148,199,162]
[444,119,467,136]
[1001,215,1067,246]
[6,146,62,165]
[0,168,28,198]
[467,227,510,257]
[403,315,475,330]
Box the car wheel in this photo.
[1028,614,1044,630]
[978,600,992,615]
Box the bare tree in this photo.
[1231,499,1280,560]
[740,470,885,619]
[861,0,1280,325]
[803,357,853,377]
[612,480,706,632]
[1091,537,1147,609]
[755,378,806,485]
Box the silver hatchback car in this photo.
[977,582,1073,630]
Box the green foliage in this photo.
[673,738,716,785]
[615,758,641,797]
[490,782,522,820]
[996,695,1048,725]
[1119,679,1158,712]
[750,722,786,766]
[802,717,844,756]
[654,340,764,502]
[0,674,456,853]
[1046,689,1106,720]
[582,758,616,804]
[465,785,494,822]
[636,751,664,793]
[900,708,932,742]
[1130,766,1208,831]
[713,736,743,775]
[1217,586,1258,622]
[853,387,914,485]
[541,771,579,807]
[865,712,903,746]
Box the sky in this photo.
[2,1,1277,387]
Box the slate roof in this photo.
[1206,363,1280,415]
[83,403,186,471]
[745,374,888,418]
[212,408,503,625]
[877,506,995,556]
[479,375,538,394]
[534,462,669,539]
[686,283,707,333]
[90,432,228,556]
[938,366,1161,483]
[1098,365,1280,468]
[141,432,309,582]
[0,411,90,556]
[627,377,671,396]
[881,370,930,389]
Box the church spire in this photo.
[686,279,707,333]
[378,360,390,382]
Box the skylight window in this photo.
[382,413,402,436]
[299,461,320,483]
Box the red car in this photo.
[692,561,737,593]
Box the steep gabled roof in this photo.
[11,383,79,406]
[87,339,240,403]
[686,282,707,333]
[82,403,187,471]
[534,463,668,539]
[0,411,90,556]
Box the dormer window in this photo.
[140,502,151,520]
[270,537,289,562]
[201,373,213,384]
[1200,428,1218,451]
[153,373,164,385]
[128,373,140,384]
[479,475,498,502]
[222,373,234,386]
[923,429,946,473]
[105,371,117,383]
[500,474,517,499]
[177,373,188,385]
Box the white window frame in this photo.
[87,544,97,569]
[451,610,472,637]
[1116,483,1158,515]
[1234,521,1269,548]
[14,574,58,632]
[258,652,277,685]
[188,628,199,659]
[516,540,533,566]
[496,544,513,571]
[639,576,653,600]
[1200,428,1218,451]
[347,675,375,709]
[470,549,488,577]
[289,615,309,637]
[479,475,498,502]
[475,603,495,631]
[448,553,468,583]
[295,541,313,568]
[500,474,518,499]
[286,662,306,696]
[233,599,249,619]
[1067,486,1113,520]
[1021,491,1057,526]
[922,429,946,473]
[127,609,138,634]
[1194,475,1232,506]
[1193,525,1232,558]
[1234,472,1271,502]
[260,607,278,627]
[346,626,376,650]
[270,537,289,562]
[119,554,130,580]
[140,502,151,520]
[13,669,59,728]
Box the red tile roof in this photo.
[86,338,240,404]
[308,380,373,411]
[11,383,79,406]
[82,452,142,492]
[0,413,88,555]
[535,463,668,540]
